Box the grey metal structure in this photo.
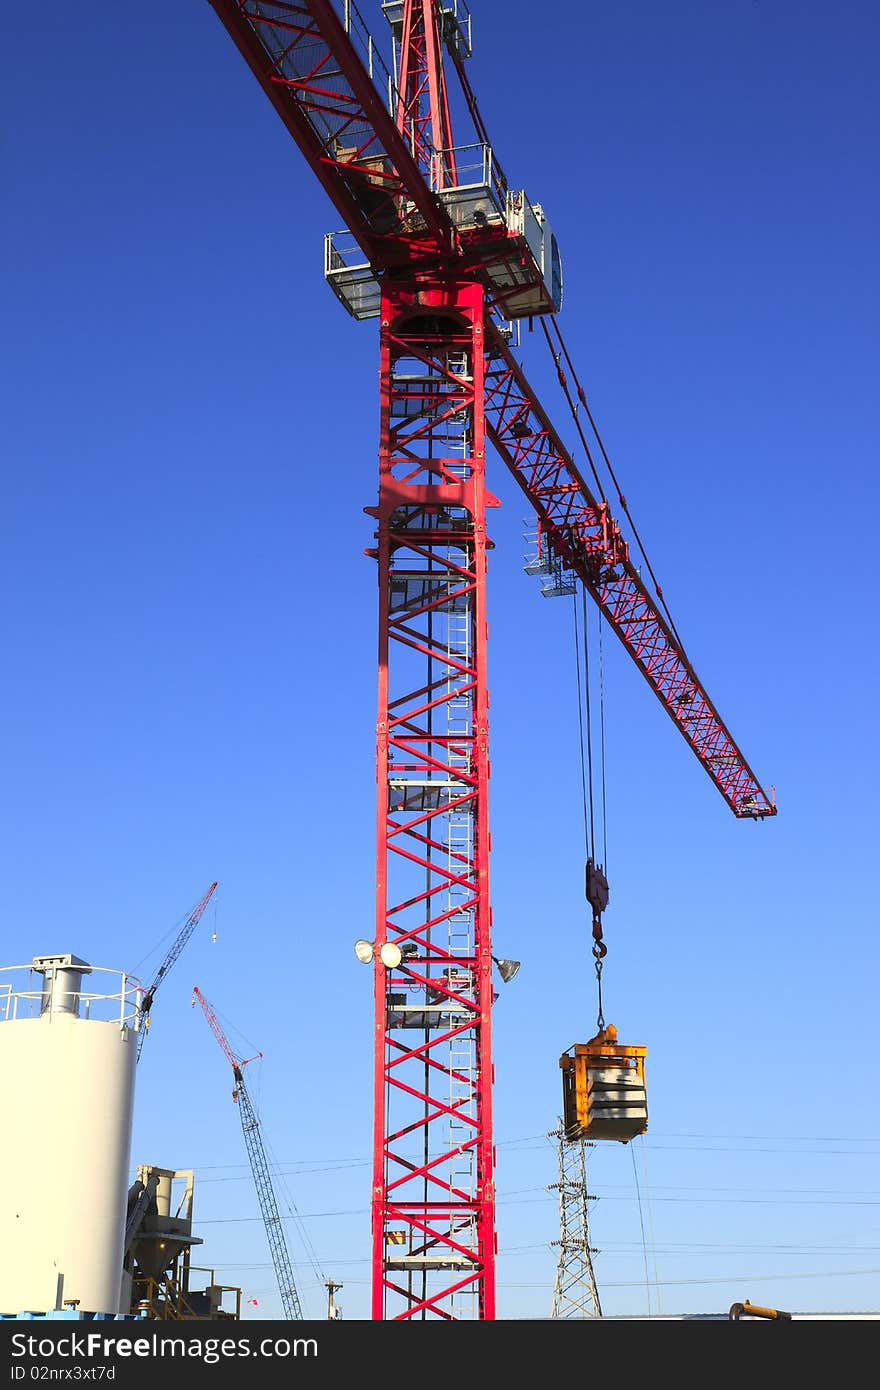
[136,882,217,1061]
[193,986,304,1321]
[549,1120,602,1319]
[235,1076,304,1322]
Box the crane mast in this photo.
[192,986,304,1321]
[359,0,496,1320]
[370,278,496,1319]
[202,0,777,1321]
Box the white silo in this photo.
[0,954,141,1316]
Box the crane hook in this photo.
[591,918,607,961]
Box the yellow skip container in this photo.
[560,1024,648,1143]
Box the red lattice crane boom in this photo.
[203,0,776,1322]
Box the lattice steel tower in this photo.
[549,1119,602,1319]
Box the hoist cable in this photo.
[598,611,609,873]
[581,587,596,858]
[582,590,608,1031]
[572,593,591,861]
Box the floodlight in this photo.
[354,939,374,964]
[492,956,521,984]
[379,942,402,968]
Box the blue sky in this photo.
[2,0,878,1321]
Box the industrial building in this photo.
[0,952,239,1322]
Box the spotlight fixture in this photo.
[353,939,404,968]
[492,956,521,984]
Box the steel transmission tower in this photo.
[549,1120,602,1319]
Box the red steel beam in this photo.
[208,0,455,265]
[395,0,457,186]
[368,279,496,1319]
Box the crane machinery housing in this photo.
[201,0,776,1322]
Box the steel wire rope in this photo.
[498,1265,880,1292]
[260,1120,327,1312]
[129,900,198,979]
[538,318,608,502]
[574,585,611,1030]
[539,316,686,651]
[581,587,597,859]
[598,612,609,873]
[190,1129,880,1172]
[637,1137,662,1315]
[571,591,592,861]
[129,925,179,980]
[629,1140,655,1317]
[201,994,262,1061]
[582,596,610,887]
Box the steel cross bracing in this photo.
[549,1121,602,1320]
[206,0,774,821]
[201,0,777,1325]
[206,3,553,319]
[192,987,304,1321]
[208,0,455,265]
[393,1,457,186]
[234,1078,305,1321]
[367,280,495,1319]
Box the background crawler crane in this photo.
[192,985,304,1321]
[136,881,218,1061]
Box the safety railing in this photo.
[0,963,142,1026]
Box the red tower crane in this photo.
[203,0,776,1321]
